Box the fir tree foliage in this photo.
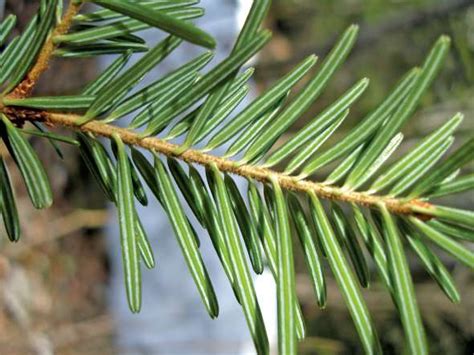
[0,1,472,353]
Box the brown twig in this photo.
[36,111,430,216]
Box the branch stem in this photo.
[42,111,430,216]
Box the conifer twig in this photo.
[32,110,433,217]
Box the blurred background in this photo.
[0,0,473,354]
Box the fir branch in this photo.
[9,108,435,218]
[1,2,472,353]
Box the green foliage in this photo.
[0,155,19,242]
[0,1,472,354]
[0,14,16,46]
[1,115,52,209]
[272,177,297,354]
[379,205,427,354]
[5,0,58,92]
[56,3,203,45]
[156,157,219,318]
[92,0,216,49]
[209,164,269,354]
[0,13,39,88]
[113,133,142,313]
[3,95,95,110]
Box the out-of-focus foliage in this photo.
[263,0,473,144]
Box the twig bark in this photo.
[40,111,430,216]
